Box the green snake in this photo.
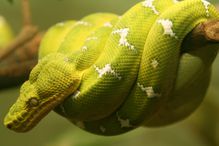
[4,0,219,136]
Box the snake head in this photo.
[4,54,81,132]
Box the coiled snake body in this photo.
[4,0,219,136]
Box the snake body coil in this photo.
[4,0,219,136]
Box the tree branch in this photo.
[182,19,219,51]
[21,0,32,26]
[0,0,38,60]
[0,26,38,60]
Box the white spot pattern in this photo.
[56,22,65,27]
[94,64,122,80]
[201,0,210,17]
[86,37,98,41]
[173,0,178,3]
[142,0,159,15]
[112,28,135,51]
[137,83,160,98]
[151,59,159,69]
[71,90,81,99]
[157,19,178,39]
[117,113,133,128]
[81,46,88,51]
[64,57,69,62]
[100,126,106,133]
[75,21,91,26]
[104,22,113,27]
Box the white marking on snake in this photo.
[201,0,210,17]
[104,22,113,27]
[142,0,159,15]
[71,90,81,99]
[75,121,85,129]
[173,0,178,3]
[81,46,88,51]
[151,59,159,69]
[112,28,135,51]
[94,64,122,80]
[137,83,160,98]
[86,37,98,41]
[157,19,178,39]
[64,57,69,62]
[117,113,133,128]
[75,21,91,26]
[100,126,106,133]
[56,22,65,27]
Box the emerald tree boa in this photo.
[4,0,219,136]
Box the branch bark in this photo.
[22,0,32,26]
[182,19,219,51]
[0,26,38,60]
[0,0,38,60]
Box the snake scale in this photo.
[4,0,219,136]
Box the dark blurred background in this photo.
[0,0,219,146]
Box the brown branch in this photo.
[182,19,219,51]
[22,0,32,26]
[0,60,37,77]
[0,32,42,89]
[0,0,38,60]
[202,20,219,42]
[0,26,38,60]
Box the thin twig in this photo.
[0,0,38,60]
[21,0,32,26]
[0,26,38,60]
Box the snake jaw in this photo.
[4,81,40,132]
[4,80,80,132]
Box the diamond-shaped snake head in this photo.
[4,54,82,132]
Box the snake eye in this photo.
[28,97,39,107]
